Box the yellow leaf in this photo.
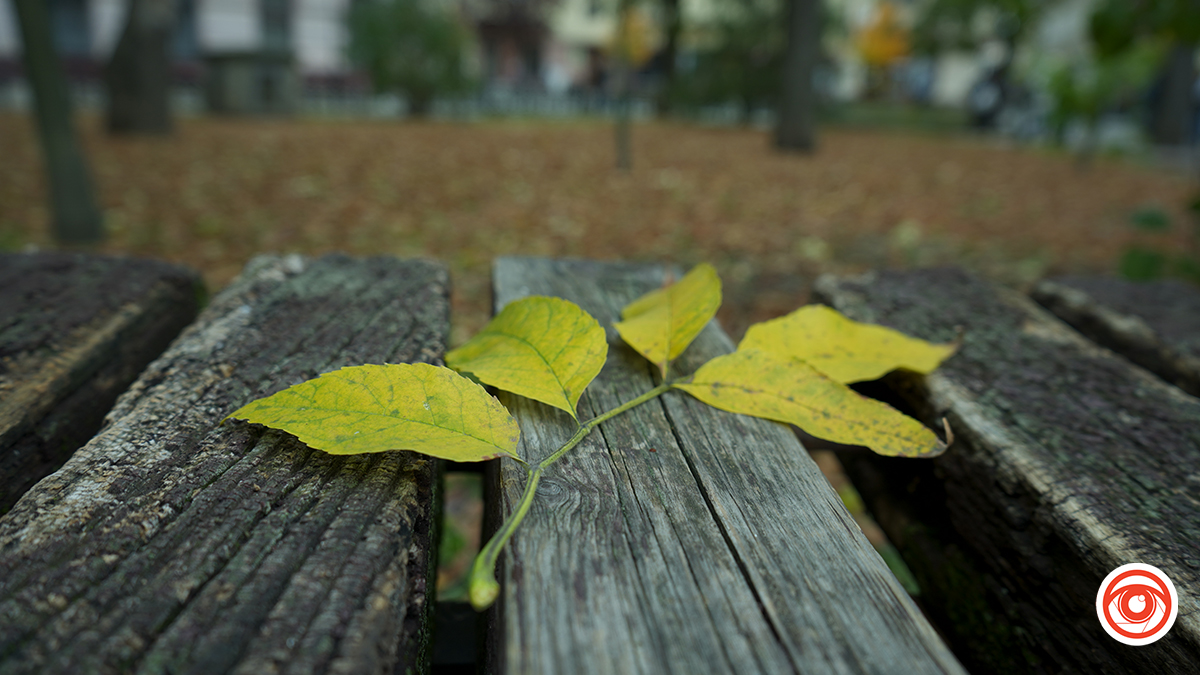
[739,304,956,384]
[614,263,722,378]
[674,350,945,458]
[445,296,606,420]
[225,363,520,462]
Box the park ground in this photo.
[2,112,1195,347]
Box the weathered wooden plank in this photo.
[485,257,964,675]
[0,252,203,513]
[815,268,1200,674]
[1031,276,1200,396]
[0,254,448,675]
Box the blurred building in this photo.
[0,0,365,113]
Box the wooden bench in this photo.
[0,252,202,513]
[814,268,1200,674]
[17,252,1190,674]
[0,254,448,674]
[481,257,965,674]
[1031,276,1200,397]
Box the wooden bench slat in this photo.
[0,252,203,513]
[815,268,1200,673]
[487,257,964,675]
[1031,276,1200,396]
[0,254,448,674]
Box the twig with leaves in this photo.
[227,264,957,610]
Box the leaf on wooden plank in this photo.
[445,296,607,420]
[739,304,957,384]
[674,349,946,458]
[614,263,722,377]
[225,363,521,462]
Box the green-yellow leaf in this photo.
[674,349,945,457]
[739,304,957,384]
[225,363,520,462]
[614,263,722,377]
[445,296,606,420]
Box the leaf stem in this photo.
[539,382,671,469]
[467,381,672,610]
[469,464,542,610]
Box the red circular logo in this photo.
[1096,563,1178,646]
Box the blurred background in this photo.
[2,0,1199,600]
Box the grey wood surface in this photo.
[815,268,1200,674]
[0,252,202,512]
[486,257,965,675]
[1031,276,1200,396]
[0,254,448,675]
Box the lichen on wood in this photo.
[0,252,202,513]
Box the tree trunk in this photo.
[774,0,820,152]
[408,92,432,118]
[1152,42,1195,146]
[105,0,174,135]
[614,0,634,171]
[12,0,104,244]
[654,0,681,116]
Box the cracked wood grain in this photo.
[485,257,964,675]
[0,252,203,513]
[0,254,448,675]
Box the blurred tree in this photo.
[12,0,104,244]
[347,0,476,117]
[1046,43,1160,163]
[669,0,785,124]
[105,0,174,134]
[609,1,659,169]
[655,0,682,115]
[607,4,657,68]
[912,0,1050,56]
[776,0,821,152]
[1090,0,1200,146]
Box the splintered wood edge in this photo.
[1032,279,1200,395]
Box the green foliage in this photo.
[447,297,607,420]
[228,263,959,610]
[1045,43,1161,142]
[346,0,475,116]
[1091,0,1200,49]
[1088,0,1140,58]
[226,363,521,463]
[614,263,722,378]
[1117,203,1200,284]
[1130,206,1171,233]
[669,0,785,117]
[1118,246,1168,281]
[912,0,1049,54]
